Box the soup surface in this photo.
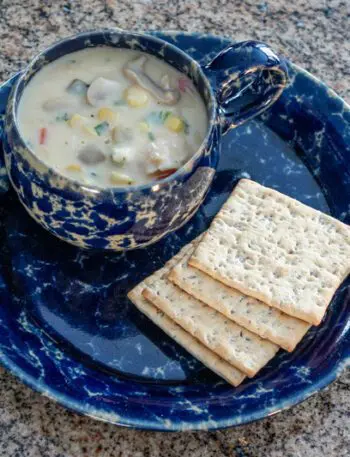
[18,47,208,187]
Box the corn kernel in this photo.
[124,86,149,108]
[110,171,135,185]
[139,121,150,133]
[66,164,82,172]
[98,107,119,124]
[82,125,98,137]
[67,114,87,128]
[165,115,184,133]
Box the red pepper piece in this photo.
[151,168,178,180]
[178,77,191,92]
[39,127,47,145]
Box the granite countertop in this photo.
[0,1,349,456]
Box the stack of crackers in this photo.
[128,179,350,386]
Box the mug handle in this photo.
[204,40,288,134]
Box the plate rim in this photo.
[0,30,349,432]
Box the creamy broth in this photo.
[18,48,208,187]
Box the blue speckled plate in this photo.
[0,32,349,431]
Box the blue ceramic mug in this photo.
[3,30,288,250]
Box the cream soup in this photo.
[18,48,208,187]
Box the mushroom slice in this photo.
[123,56,181,105]
[87,77,123,107]
[77,144,106,165]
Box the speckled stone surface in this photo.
[0,0,349,102]
[0,1,349,456]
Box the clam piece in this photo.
[146,148,162,174]
[123,56,181,105]
[111,126,133,144]
[77,144,106,165]
[87,77,123,107]
[111,146,130,166]
[42,97,77,112]
[145,135,188,174]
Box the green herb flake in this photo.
[114,99,127,106]
[147,111,172,125]
[94,121,109,136]
[56,112,69,122]
[183,119,190,134]
[160,111,172,122]
[148,131,155,141]
[114,157,126,167]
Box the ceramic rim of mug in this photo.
[8,29,218,195]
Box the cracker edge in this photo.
[142,285,279,378]
[189,179,350,325]
[168,261,311,352]
[127,238,246,387]
[128,290,245,387]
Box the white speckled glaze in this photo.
[3,29,287,250]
